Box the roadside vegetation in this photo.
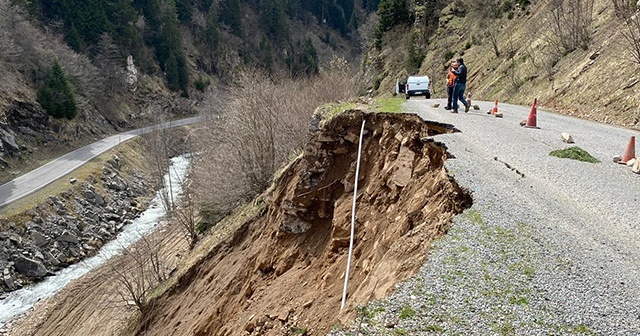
[190,57,359,225]
[549,146,601,163]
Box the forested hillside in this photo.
[0,0,375,180]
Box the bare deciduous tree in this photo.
[611,0,640,64]
[111,232,168,312]
[611,0,638,18]
[620,16,640,64]
[545,0,594,53]
[192,59,359,222]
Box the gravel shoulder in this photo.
[331,99,640,335]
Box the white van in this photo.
[405,76,431,99]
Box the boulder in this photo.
[4,274,15,290]
[31,231,49,247]
[626,158,636,167]
[57,231,80,244]
[431,103,440,108]
[107,159,121,170]
[561,133,575,144]
[84,189,96,200]
[13,255,48,278]
[0,126,20,153]
[633,158,640,174]
[391,145,416,187]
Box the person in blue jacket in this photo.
[451,58,469,113]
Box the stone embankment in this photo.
[0,155,151,296]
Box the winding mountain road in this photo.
[0,116,203,208]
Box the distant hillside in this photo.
[0,0,373,181]
[367,0,640,129]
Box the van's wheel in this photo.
[425,93,431,99]
[405,95,410,100]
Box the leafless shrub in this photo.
[192,60,358,219]
[611,0,638,19]
[545,0,594,53]
[110,232,168,312]
[467,0,503,57]
[611,0,640,64]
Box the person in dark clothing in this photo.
[445,60,458,110]
[451,58,469,113]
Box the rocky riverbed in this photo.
[0,155,152,296]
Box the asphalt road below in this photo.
[335,98,640,335]
[0,116,204,208]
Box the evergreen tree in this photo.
[301,37,319,76]
[374,0,411,48]
[37,61,77,119]
[220,0,243,36]
[260,0,288,40]
[258,37,274,72]
[203,3,219,53]
[405,31,424,74]
[165,52,180,91]
[363,0,381,12]
[176,53,189,97]
[377,0,411,33]
[337,0,354,23]
[326,1,348,34]
[175,0,193,23]
[286,38,319,77]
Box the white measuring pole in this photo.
[341,119,366,311]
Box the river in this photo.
[0,155,191,327]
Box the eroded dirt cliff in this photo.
[137,111,471,336]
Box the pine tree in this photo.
[165,53,180,91]
[37,61,77,119]
[176,53,189,97]
[258,38,274,73]
[175,0,193,23]
[377,0,411,34]
[203,3,219,53]
[260,0,288,40]
[220,0,243,36]
[302,38,319,76]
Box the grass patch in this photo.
[290,326,308,335]
[326,102,357,119]
[509,296,529,305]
[464,209,483,225]
[571,324,596,335]
[549,146,600,163]
[398,304,416,319]
[373,98,406,113]
[425,324,444,332]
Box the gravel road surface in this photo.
[331,99,640,335]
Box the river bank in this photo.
[0,154,191,334]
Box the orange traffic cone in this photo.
[619,136,636,164]
[490,100,498,115]
[524,99,539,129]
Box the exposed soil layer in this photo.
[136,111,472,336]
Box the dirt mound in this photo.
[137,111,471,336]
